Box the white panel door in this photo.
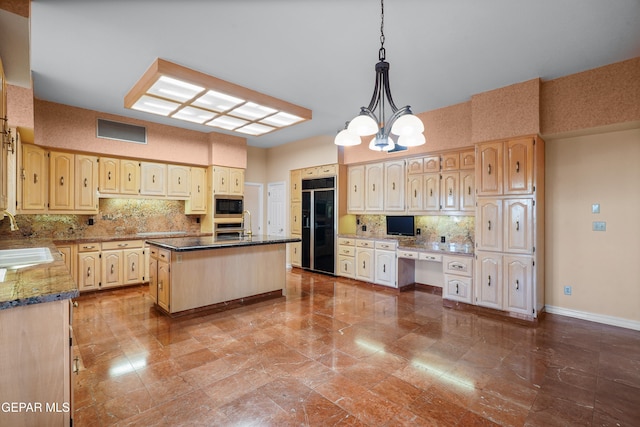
[267,182,286,236]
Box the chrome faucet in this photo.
[242,210,252,237]
[2,210,19,231]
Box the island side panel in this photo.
[169,244,286,313]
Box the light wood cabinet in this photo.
[98,156,120,194]
[355,240,375,282]
[460,169,475,212]
[49,151,75,211]
[504,255,533,315]
[290,240,302,267]
[101,250,122,289]
[185,167,207,214]
[75,154,98,211]
[140,161,166,196]
[365,163,383,211]
[384,160,405,211]
[57,244,78,285]
[476,198,503,252]
[423,156,440,172]
[441,171,459,211]
[504,137,534,195]
[101,240,144,289]
[0,299,73,427]
[504,198,534,253]
[476,141,503,196]
[407,174,423,213]
[77,243,101,292]
[290,201,301,234]
[460,149,475,170]
[123,248,144,285]
[167,164,190,197]
[120,159,140,195]
[441,152,459,171]
[148,255,158,302]
[475,251,503,310]
[213,166,244,195]
[423,173,440,211]
[347,165,365,212]
[20,143,47,212]
[149,246,171,311]
[407,158,424,175]
[290,169,301,202]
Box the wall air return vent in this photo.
[97,119,147,144]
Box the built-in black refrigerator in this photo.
[301,177,335,275]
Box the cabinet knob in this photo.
[152,174,156,183]
[516,221,520,231]
[487,275,491,286]
[60,176,64,186]
[73,357,80,375]
[128,173,132,182]
[87,267,91,277]
[132,262,136,272]
[178,177,181,185]
[515,279,519,290]
[354,185,357,193]
[33,173,38,184]
[515,161,520,173]
[84,178,88,187]
[108,171,112,180]
[372,184,375,192]
[488,220,492,231]
[487,164,492,175]
[392,182,396,190]
[197,185,201,193]
[110,264,115,274]
[456,283,459,294]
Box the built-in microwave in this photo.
[214,195,243,218]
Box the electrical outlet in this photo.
[87,218,94,226]
[593,221,606,231]
[592,204,600,214]
[564,286,572,295]
[440,236,446,243]
[416,228,421,235]
[361,225,367,232]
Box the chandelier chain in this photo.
[379,0,386,61]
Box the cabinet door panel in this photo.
[476,199,503,252]
[475,252,502,310]
[504,255,532,315]
[157,261,170,311]
[213,167,229,194]
[78,252,100,291]
[423,156,440,172]
[120,159,140,194]
[140,162,166,196]
[49,151,74,210]
[441,172,459,211]
[167,165,190,197]
[101,251,122,288]
[504,199,533,253]
[460,170,475,212]
[99,157,119,193]
[407,175,423,212]
[365,163,383,211]
[124,249,143,285]
[230,168,244,195]
[375,250,396,287]
[290,201,301,234]
[75,154,98,211]
[423,173,440,211]
[347,165,365,212]
[185,167,207,213]
[476,142,503,196]
[384,160,405,211]
[441,153,459,171]
[338,256,355,278]
[149,257,158,302]
[290,169,302,202]
[505,138,534,194]
[21,144,47,211]
[356,248,374,282]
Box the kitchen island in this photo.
[145,235,301,316]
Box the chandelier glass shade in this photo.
[335,0,425,152]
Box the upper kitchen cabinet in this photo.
[423,156,440,173]
[460,149,475,170]
[99,157,141,196]
[98,156,119,194]
[74,154,98,211]
[185,167,207,214]
[384,160,405,211]
[19,143,47,212]
[476,141,503,196]
[212,166,244,196]
[290,169,301,202]
[0,59,5,211]
[140,161,167,196]
[365,163,384,212]
[441,153,459,171]
[167,164,190,198]
[504,137,534,195]
[347,165,365,213]
[120,159,140,195]
[48,151,74,211]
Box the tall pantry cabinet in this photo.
[474,135,544,319]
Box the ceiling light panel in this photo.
[229,102,277,120]
[260,112,304,127]
[147,76,204,102]
[192,90,245,112]
[125,59,312,137]
[171,106,217,124]
[131,95,180,116]
[235,123,275,135]
[205,116,249,130]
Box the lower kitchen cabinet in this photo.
[337,237,356,278]
[475,252,503,310]
[0,299,74,426]
[374,240,397,287]
[57,244,77,285]
[290,238,301,267]
[77,242,101,292]
[442,254,474,303]
[149,246,171,311]
[102,240,145,289]
[355,240,375,282]
[503,255,533,315]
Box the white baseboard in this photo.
[544,305,640,331]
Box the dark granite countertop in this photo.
[53,231,211,245]
[146,235,301,252]
[0,239,79,310]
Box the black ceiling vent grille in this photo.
[97,119,147,144]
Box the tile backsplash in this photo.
[0,199,201,240]
[356,215,474,246]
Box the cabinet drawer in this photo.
[157,249,171,262]
[302,167,318,178]
[338,237,355,246]
[397,250,418,259]
[375,240,397,250]
[356,239,374,248]
[101,240,143,251]
[442,255,473,276]
[317,164,337,176]
[338,245,355,257]
[78,242,100,252]
[419,252,442,262]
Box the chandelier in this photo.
[335,0,425,152]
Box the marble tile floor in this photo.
[72,269,640,426]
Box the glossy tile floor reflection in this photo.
[72,269,640,426]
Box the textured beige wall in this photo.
[265,135,338,183]
[541,57,640,136]
[6,84,33,128]
[545,128,640,323]
[33,100,246,166]
[471,78,540,143]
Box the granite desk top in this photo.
[146,235,301,252]
[0,239,79,310]
[338,234,474,257]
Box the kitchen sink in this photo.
[0,247,55,268]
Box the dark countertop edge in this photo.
[338,234,474,257]
[52,232,212,245]
[146,237,301,252]
[0,289,80,311]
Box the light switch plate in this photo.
[593,221,606,231]
[592,204,600,214]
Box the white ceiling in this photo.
[4,1,640,148]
